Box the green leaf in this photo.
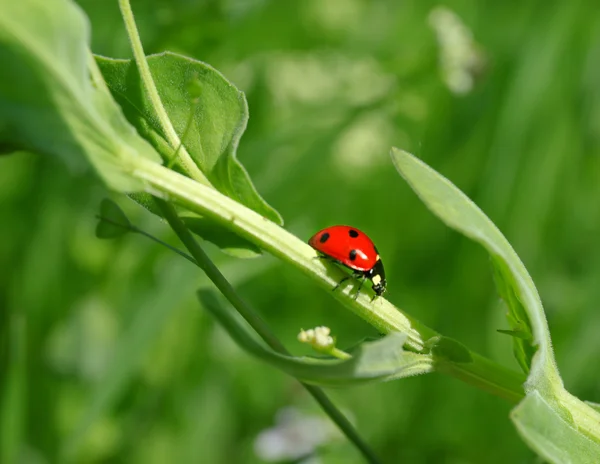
[497,329,533,341]
[390,147,556,388]
[390,148,600,463]
[425,336,472,364]
[511,391,600,464]
[0,0,161,192]
[198,290,434,387]
[95,199,131,239]
[95,53,283,226]
[492,258,536,374]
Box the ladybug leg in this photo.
[314,255,338,265]
[332,276,350,292]
[353,274,367,300]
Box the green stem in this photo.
[129,157,526,403]
[154,198,383,464]
[329,347,352,360]
[96,215,196,265]
[117,0,209,185]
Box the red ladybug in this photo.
[308,225,387,299]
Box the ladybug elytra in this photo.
[308,225,387,300]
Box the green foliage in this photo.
[95,53,282,225]
[391,147,541,375]
[199,290,433,387]
[391,148,600,462]
[0,315,25,464]
[0,0,160,191]
[492,260,536,374]
[425,336,472,364]
[2,0,600,463]
[511,392,600,464]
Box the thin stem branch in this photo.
[96,215,196,265]
[117,0,209,185]
[154,197,382,464]
[330,347,352,360]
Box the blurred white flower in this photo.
[254,407,340,462]
[302,0,364,35]
[266,52,394,108]
[428,7,486,95]
[332,111,395,179]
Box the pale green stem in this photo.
[117,0,209,185]
[95,214,196,265]
[329,347,352,360]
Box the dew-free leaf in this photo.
[0,0,161,192]
[390,148,553,385]
[511,391,600,464]
[95,53,282,226]
[390,147,600,463]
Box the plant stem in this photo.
[330,347,352,360]
[154,198,383,464]
[130,157,526,403]
[96,215,197,265]
[117,0,209,185]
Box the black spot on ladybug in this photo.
[349,249,357,261]
[348,229,359,238]
[319,232,330,243]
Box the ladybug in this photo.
[308,225,387,299]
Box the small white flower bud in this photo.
[298,326,334,351]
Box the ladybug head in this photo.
[371,276,387,296]
[368,259,387,297]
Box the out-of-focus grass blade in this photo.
[0,314,26,464]
[63,257,274,460]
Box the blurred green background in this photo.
[2,0,600,462]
